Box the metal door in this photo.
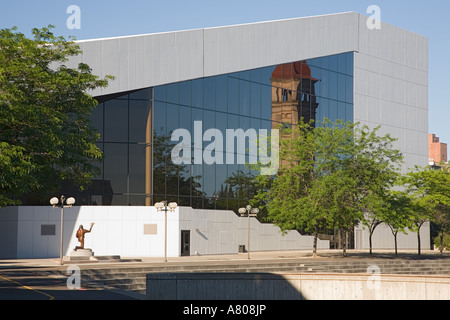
[181,230,190,256]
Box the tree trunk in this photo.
[369,230,373,256]
[440,231,444,255]
[417,231,421,256]
[313,231,318,258]
[394,232,398,256]
[342,229,347,257]
[416,221,425,256]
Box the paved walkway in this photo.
[1,249,448,269]
[0,249,448,301]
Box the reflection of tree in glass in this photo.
[152,132,205,206]
[217,170,268,220]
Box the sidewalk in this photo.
[1,249,448,269]
[1,249,448,300]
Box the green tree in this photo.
[253,119,403,257]
[313,119,359,257]
[384,190,415,255]
[350,125,403,256]
[0,26,113,205]
[403,166,450,255]
[253,120,325,257]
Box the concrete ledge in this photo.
[146,273,450,300]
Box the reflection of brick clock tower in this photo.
[271,61,319,128]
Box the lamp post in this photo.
[50,195,75,265]
[238,204,259,260]
[155,201,177,262]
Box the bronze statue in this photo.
[74,223,94,251]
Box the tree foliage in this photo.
[0,26,113,206]
[252,119,404,257]
[402,166,450,254]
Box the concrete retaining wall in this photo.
[146,273,450,300]
[354,222,431,250]
[0,205,329,259]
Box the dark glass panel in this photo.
[179,163,192,196]
[103,143,128,194]
[191,163,204,196]
[153,101,167,137]
[320,69,330,99]
[227,75,239,115]
[261,66,274,87]
[239,115,251,130]
[315,96,323,122]
[178,196,192,207]
[261,119,272,131]
[338,102,347,121]
[110,195,128,206]
[180,81,192,106]
[88,52,356,207]
[215,75,228,112]
[310,66,322,98]
[204,77,216,111]
[261,83,272,121]
[191,78,203,108]
[191,197,204,209]
[328,71,338,101]
[308,57,319,68]
[322,98,331,122]
[346,103,353,122]
[337,73,346,103]
[166,103,180,138]
[104,99,128,142]
[154,86,166,102]
[228,113,239,130]
[179,105,192,136]
[203,110,216,130]
[251,68,261,83]
[328,100,338,121]
[250,82,262,118]
[91,103,104,141]
[191,107,203,123]
[329,54,338,72]
[239,70,251,81]
[129,100,151,143]
[92,143,104,180]
[346,52,354,76]
[129,87,152,100]
[129,143,147,194]
[127,195,147,206]
[215,112,228,135]
[166,82,180,105]
[203,163,216,197]
[338,53,346,75]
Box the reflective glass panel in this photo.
[82,52,354,207]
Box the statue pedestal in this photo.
[68,248,95,262]
[63,249,132,264]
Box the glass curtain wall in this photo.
[85,52,354,208]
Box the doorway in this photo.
[181,230,190,256]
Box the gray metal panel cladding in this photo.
[69,12,361,96]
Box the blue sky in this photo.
[1,0,449,146]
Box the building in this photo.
[429,134,448,165]
[0,12,429,258]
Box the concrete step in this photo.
[74,258,450,294]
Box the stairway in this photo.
[74,258,450,295]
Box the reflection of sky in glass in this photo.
[87,52,354,207]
